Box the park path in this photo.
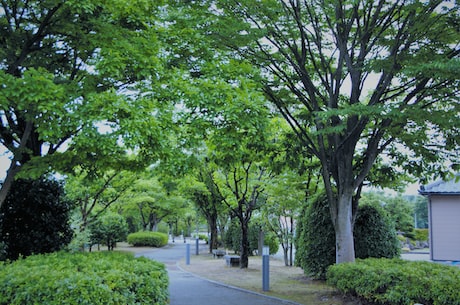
[134,242,298,305]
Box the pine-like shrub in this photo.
[294,193,335,279]
[354,204,400,259]
[0,251,168,305]
[127,231,168,247]
[0,178,73,260]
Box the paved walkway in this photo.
[135,242,298,305]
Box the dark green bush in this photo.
[0,251,168,305]
[295,194,400,279]
[354,204,400,259]
[294,193,335,279]
[0,178,73,260]
[327,258,460,305]
[127,231,168,247]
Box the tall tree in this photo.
[181,166,227,253]
[203,0,460,263]
[0,0,171,208]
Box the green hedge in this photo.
[0,251,168,305]
[327,258,460,305]
[127,231,169,247]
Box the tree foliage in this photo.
[65,169,135,231]
[0,0,173,208]
[0,177,73,260]
[199,0,459,263]
[117,175,189,232]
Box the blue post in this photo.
[195,238,199,255]
[262,246,269,291]
[186,244,190,265]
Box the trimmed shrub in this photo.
[127,231,168,247]
[0,251,168,305]
[0,178,73,260]
[327,258,460,305]
[354,204,400,259]
[295,194,400,279]
[294,193,335,279]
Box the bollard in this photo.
[262,246,269,291]
[195,238,199,255]
[186,243,190,265]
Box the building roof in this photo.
[419,175,460,195]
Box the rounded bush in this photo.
[0,251,168,304]
[127,231,168,247]
[295,194,400,279]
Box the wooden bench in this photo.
[212,249,226,259]
[224,255,240,267]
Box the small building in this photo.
[419,176,460,261]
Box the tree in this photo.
[87,212,128,251]
[413,196,429,229]
[263,171,303,266]
[119,177,188,232]
[204,0,460,263]
[181,166,227,252]
[0,177,73,260]
[0,0,172,209]
[360,192,414,235]
[65,169,134,232]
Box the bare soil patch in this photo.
[178,253,359,305]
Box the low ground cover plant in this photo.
[327,258,460,305]
[127,231,168,247]
[0,251,168,305]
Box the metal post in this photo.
[195,238,199,255]
[262,246,269,291]
[186,244,190,265]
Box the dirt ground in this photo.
[178,253,359,305]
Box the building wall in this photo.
[429,195,460,261]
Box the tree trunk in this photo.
[0,163,19,210]
[289,216,294,266]
[333,192,355,263]
[240,220,250,268]
[208,216,219,253]
[283,246,289,266]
